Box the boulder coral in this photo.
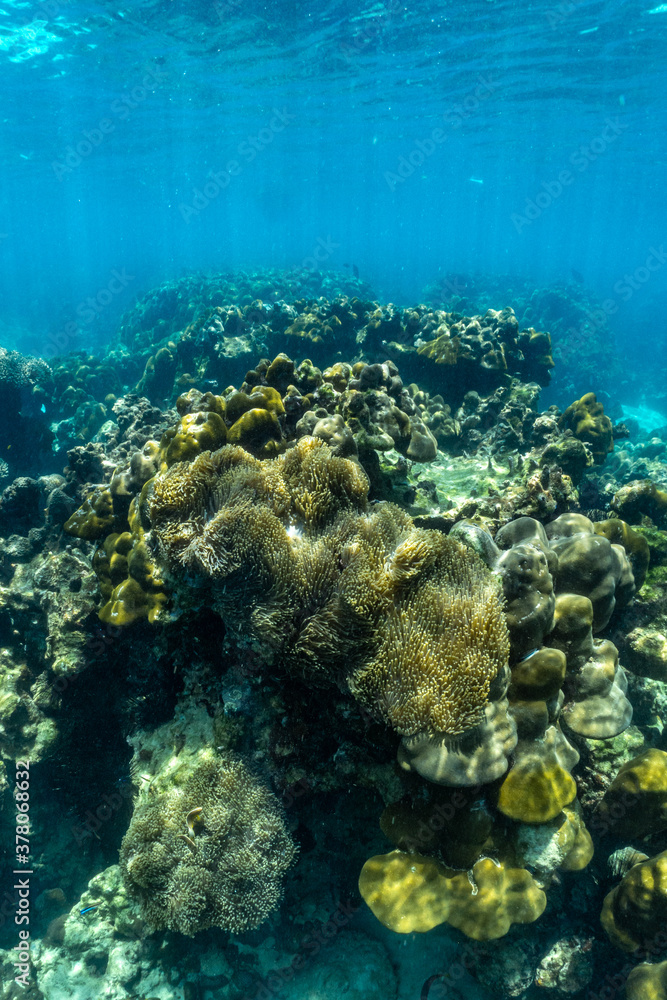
[601,850,667,953]
[358,850,546,940]
[626,961,667,1000]
[558,391,613,464]
[594,749,667,840]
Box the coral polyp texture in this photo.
[141,434,509,741]
[119,745,297,935]
[14,272,667,996]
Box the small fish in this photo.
[571,267,584,284]
[343,263,360,278]
[80,905,97,915]
[469,177,483,184]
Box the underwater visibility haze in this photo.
[2,0,667,998]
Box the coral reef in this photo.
[415,305,553,391]
[4,273,667,1000]
[594,748,667,839]
[601,849,667,952]
[117,267,377,351]
[0,346,54,473]
[421,272,623,404]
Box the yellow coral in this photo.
[444,858,546,940]
[601,850,667,952]
[417,328,462,366]
[559,392,613,464]
[64,486,115,540]
[595,749,667,839]
[496,725,578,823]
[560,805,594,871]
[227,408,283,458]
[626,961,667,1000]
[358,851,546,939]
[96,498,169,626]
[161,410,227,467]
[358,850,453,933]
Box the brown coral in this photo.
[141,438,509,743]
[350,531,510,737]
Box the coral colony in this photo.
[3,269,667,996]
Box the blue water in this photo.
[3,6,667,998]
[1,0,666,363]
